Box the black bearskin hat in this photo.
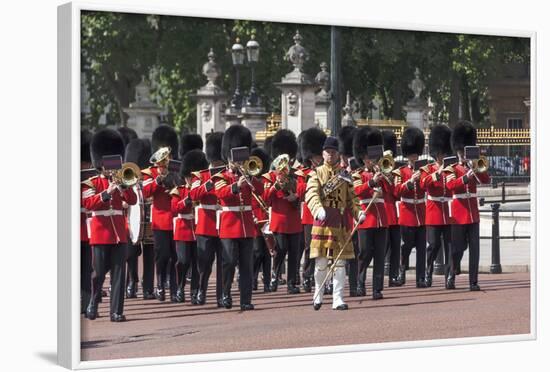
[125,138,152,169]
[264,136,274,157]
[296,131,304,164]
[251,147,271,175]
[181,149,208,177]
[401,127,425,157]
[271,129,298,159]
[451,120,477,153]
[337,126,357,158]
[90,128,125,169]
[205,131,224,163]
[152,125,179,159]
[429,124,453,158]
[382,130,398,157]
[353,126,383,161]
[301,127,326,164]
[117,126,138,147]
[81,129,93,164]
[179,133,203,159]
[221,125,252,162]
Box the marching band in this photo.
[81,121,490,321]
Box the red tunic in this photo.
[170,185,196,242]
[353,170,389,229]
[213,169,263,239]
[382,176,398,226]
[81,209,89,242]
[142,166,173,231]
[296,168,314,225]
[189,169,220,237]
[420,163,454,226]
[393,165,426,227]
[262,171,303,234]
[81,175,137,245]
[444,163,490,225]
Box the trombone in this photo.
[230,156,270,214]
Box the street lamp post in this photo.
[246,34,260,107]
[231,38,245,110]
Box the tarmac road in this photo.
[81,272,530,361]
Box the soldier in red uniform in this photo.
[170,149,207,303]
[141,125,180,302]
[420,125,453,288]
[212,125,262,310]
[189,132,225,306]
[80,129,94,314]
[381,130,402,287]
[393,127,428,288]
[297,127,326,293]
[262,129,303,294]
[82,129,137,322]
[445,121,490,290]
[352,127,390,300]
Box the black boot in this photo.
[287,284,300,294]
[349,287,358,297]
[143,290,155,300]
[470,283,481,291]
[191,290,199,305]
[269,278,278,292]
[197,290,206,305]
[222,295,233,309]
[154,286,166,302]
[356,287,366,297]
[110,313,126,322]
[425,266,433,288]
[126,282,137,299]
[416,280,428,288]
[397,266,406,285]
[86,300,98,320]
[389,277,403,287]
[372,290,383,300]
[302,278,312,293]
[175,288,185,303]
[446,272,456,290]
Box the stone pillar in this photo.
[314,62,330,131]
[274,31,317,136]
[193,49,228,138]
[123,77,162,139]
[241,106,269,140]
[403,68,430,130]
[341,90,356,127]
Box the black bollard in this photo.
[501,182,506,203]
[490,203,503,274]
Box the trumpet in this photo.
[471,156,488,174]
[378,151,395,175]
[110,162,141,187]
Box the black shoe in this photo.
[328,283,333,294]
[446,275,456,290]
[191,290,199,305]
[313,303,322,311]
[416,281,428,288]
[143,291,155,300]
[470,284,481,291]
[175,289,185,303]
[278,278,287,285]
[154,288,166,302]
[110,313,126,322]
[222,296,233,309]
[263,283,272,292]
[349,288,358,297]
[425,275,433,288]
[170,295,178,303]
[126,283,137,299]
[287,286,300,294]
[240,303,255,311]
[217,298,224,308]
[334,304,348,310]
[302,279,312,293]
[85,302,98,320]
[372,291,383,300]
[389,278,403,287]
[356,287,366,297]
[397,266,406,285]
[269,279,278,292]
[197,290,206,305]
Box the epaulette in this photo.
[191,171,201,179]
[294,169,305,177]
[391,168,402,177]
[261,173,273,182]
[169,187,180,197]
[211,171,226,181]
[141,167,154,177]
[442,165,456,174]
[81,176,98,189]
[420,165,431,173]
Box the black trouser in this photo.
[385,225,401,280]
[296,230,305,284]
[175,241,199,293]
[401,225,426,283]
[221,238,254,305]
[141,243,155,294]
[357,228,387,292]
[153,230,177,295]
[90,243,127,315]
[126,242,140,289]
[347,232,359,291]
[451,223,480,285]
[196,235,223,301]
[272,232,301,287]
[81,241,92,313]
[426,225,451,276]
[253,236,272,289]
[302,224,314,283]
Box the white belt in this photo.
[359,198,385,205]
[80,208,88,213]
[199,204,219,211]
[177,213,194,220]
[427,195,451,203]
[221,205,252,212]
[91,210,123,217]
[400,197,425,204]
[453,193,477,199]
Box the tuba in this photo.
[113,162,141,187]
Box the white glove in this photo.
[358,211,367,224]
[316,207,326,221]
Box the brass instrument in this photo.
[378,151,395,175]
[471,155,488,174]
[112,162,141,187]
[243,155,263,177]
[149,146,171,167]
[321,170,353,199]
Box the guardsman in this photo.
[141,125,180,302]
[124,138,154,299]
[352,127,390,300]
[262,129,303,294]
[80,129,94,314]
[212,125,261,311]
[393,127,428,288]
[189,132,224,306]
[381,130,402,287]
[306,136,365,310]
[444,121,490,290]
[82,129,137,322]
[250,147,272,292]
[297,127,326,293]
[170,149,206,303]
[420,125,453,287]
